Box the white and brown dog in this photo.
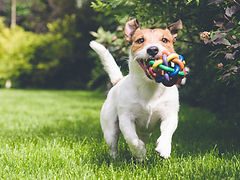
[90,19,183,161]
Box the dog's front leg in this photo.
[155,113,178,159]
[119,113,146,161]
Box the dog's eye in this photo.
[136,38,144,44]
[162,38,169,43]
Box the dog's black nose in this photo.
[147,46,159,57]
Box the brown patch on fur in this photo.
[131,29,175,55]
[113,78,122,86]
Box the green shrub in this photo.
[0,15,82,88]
[0,18,63,87]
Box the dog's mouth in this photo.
[137,58,159,80]
[137,54,186,86]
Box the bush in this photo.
[199,0,240,123]
[0,15,83,88]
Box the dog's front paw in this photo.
[129,139,146,161]
[155,137,171,159]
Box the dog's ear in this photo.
[124,19,140,43]
[167,20,183,43]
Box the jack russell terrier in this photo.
[90,19,183,161]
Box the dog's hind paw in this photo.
[110,150,118,159]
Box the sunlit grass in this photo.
[0,89,239,179]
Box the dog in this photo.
[90,19,183,161]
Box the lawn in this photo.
[0,89,239,179]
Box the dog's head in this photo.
[125,19,183,81]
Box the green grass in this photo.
[0,89,240,179]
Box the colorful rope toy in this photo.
[146,51,186,87]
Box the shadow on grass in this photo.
[171,104,240,156]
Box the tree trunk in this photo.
[11,0,16,28]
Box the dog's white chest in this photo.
[132,99,162,131]
[116,75,179,132]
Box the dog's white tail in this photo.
[89,41,123,85]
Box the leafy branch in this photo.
[200,0,240,82]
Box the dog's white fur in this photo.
[89,22,181,160]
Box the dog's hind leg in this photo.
[100,98,120,159]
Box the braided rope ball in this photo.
[145,51,186,87]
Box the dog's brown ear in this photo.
[167,20,183,43]
[124,19,139,43]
